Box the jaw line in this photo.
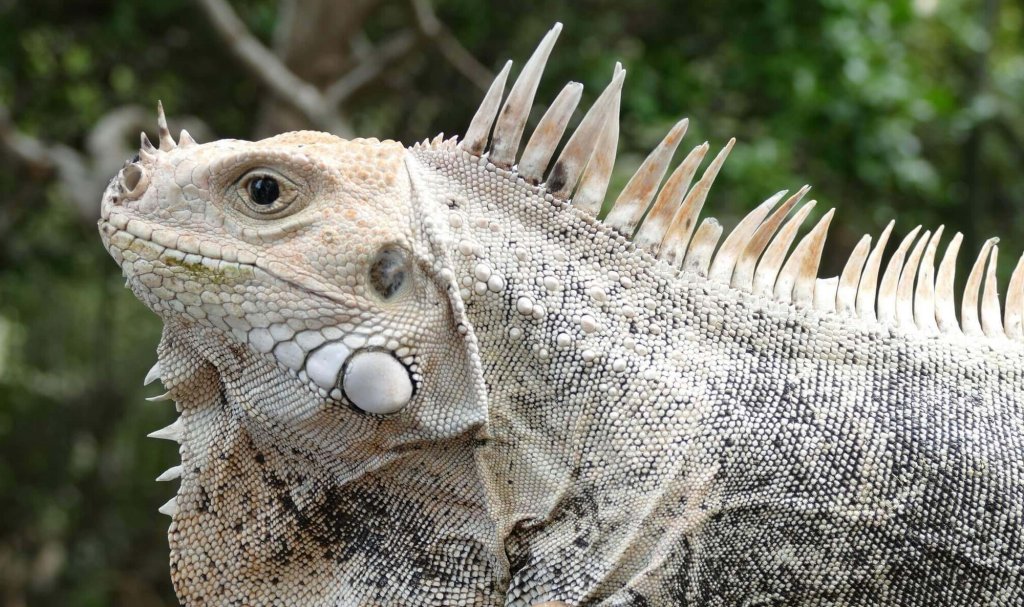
[101,218,363,311]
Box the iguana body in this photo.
[98,24,1024,606]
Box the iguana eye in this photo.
[236,170,300,216]
[248,176,279,205]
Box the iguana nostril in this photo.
[341,349,413,415]
[121,162,146,196]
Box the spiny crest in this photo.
[118,102,199,203]
[448,22,1024,343]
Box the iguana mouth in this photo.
[101,218,419,413]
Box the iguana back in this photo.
[99,23,1024,606]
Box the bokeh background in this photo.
[1,0,1023,604]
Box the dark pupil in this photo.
[248,176,279,205]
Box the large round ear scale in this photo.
[342,350,414,415]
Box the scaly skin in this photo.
[100,133,502,605]
[98,45,1024,607]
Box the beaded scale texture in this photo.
[97,23,1024,606]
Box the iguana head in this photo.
[98,113,498,603]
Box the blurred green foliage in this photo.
[0,0,1022,604]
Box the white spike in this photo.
[489,23,563,168]
[1004,253,1024,340]
[605,119,689,234]
[836,235,872,316]
[913,227,944,334]
[158,496,178,517]
[732,186,810,292]
[156,101,175,151]
[633,143,709,254]
[935,232,963,334]
[459,60,513,156]
[145,391,173,402]
[681,218,723,276]
[877,226,922,326]
[518,81,584,183]
[572,63,624,212]
[775,209,835,305]
[855,221,895,321]
[751,200,817,298]
[814,277,839,312]
[550,68,626,201]
[708,190,786,285]
[981,245,1003,338]
[156,465,183,482]
[140,132,156,154]
[657,139,735,267]
[148,418,183,442]
[178,129,197,147]
[144,362,162,386]
[962,238,998,337]
[896,229,931,329]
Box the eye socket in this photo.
[369,246,411,300]
[236,170,301,217]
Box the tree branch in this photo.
[194,0,350,135]
[0,104,61,171]
[324,29,419,106]
[409,0,493,91]
[0,103,211,225]
[197,0,492,136]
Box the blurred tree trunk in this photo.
[255,0,380,138]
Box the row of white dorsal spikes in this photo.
[458,22,1024,341]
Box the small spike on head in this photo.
[140,132,156,153]
[156,101,176,151]
[178,129,197,147]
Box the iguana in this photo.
[98,23,1024,606]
